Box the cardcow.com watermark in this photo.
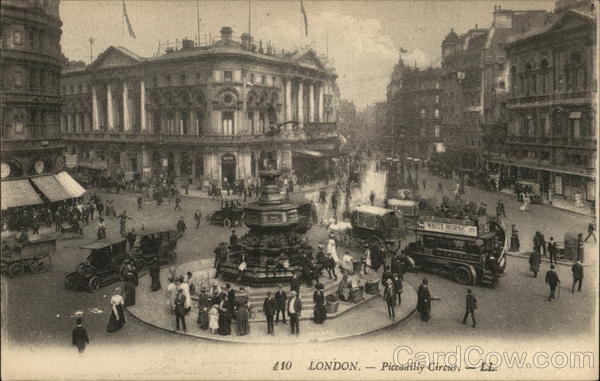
[386,346,595,372]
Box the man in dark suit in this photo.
[72,317,89,354]
[571,259,584,293]
[274,285,287,324]
[545,265,561,301]
[225,283,236,313]
[287,291,302,336]
[462,289,477,328]
[263,292,277,335]
[392,273,403,305]
[381,265,394,286]
[547,237,558,265]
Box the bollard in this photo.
[510,224,520,252]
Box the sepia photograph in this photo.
[1,0,598,379]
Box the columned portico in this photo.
[140,80,146,131]
[297,81,304,129]
[318,85,324,122]
[123,81,131,132]
[107,83,114,130]
[92,85,99,130]
[308,83,315,123]
[285,78,292,129]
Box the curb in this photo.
[126,278,417,345]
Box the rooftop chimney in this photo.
[221,26,233,41]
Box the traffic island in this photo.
[127,258,417,344]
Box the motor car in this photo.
[64,238,128,292]
[133,229,182,269]
[207,198,244,228]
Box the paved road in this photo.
[1,170,597,379]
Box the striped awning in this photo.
[1,179,44,210]
[31,175,73,202]
[55,171,86,198]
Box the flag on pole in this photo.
[300,0,308,36]
[122,0,136,39]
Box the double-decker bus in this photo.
[405,215,508,287]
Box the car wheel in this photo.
[119,265,128,281]
[8,262,25,278]
[30,255,52,273]
[223,219,232,228]
[454,266,474,285]
[88,276,100,293]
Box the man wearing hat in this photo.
[462,289,477,328]
[274,285,287,324]
[381,265,394,287]
[72,317,90,354]
[545,264,561,301]
[287,290,302,336]
[263,291,277,335]
[383,279,396,320]
[197,287,211,330]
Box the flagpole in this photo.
[248,0,251,37]
[197,1,200,46]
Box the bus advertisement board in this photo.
[417,219,478,237]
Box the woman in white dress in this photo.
[209,304,219,334]
[107,286,126,332]
[326,234,339,264]
[519,193,530,212]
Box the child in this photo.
[209,304,219,334]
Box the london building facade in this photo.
[385,57,443,160]
[1,0,64,180]
[489,1,597,204]
[60,27,339,186]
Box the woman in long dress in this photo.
[217,294,231,335]
[123,274,136,307]
[313,285,327,324]
[326,235,339,264]
[107,286,126,332]
[236,301,250,336]
[149,261,161,291]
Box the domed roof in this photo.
[443,28,459,44]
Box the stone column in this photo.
[297,81,304,129]
[318,85,324,122]
[107,83,114,130]
[123,82,130,132]
[308,84,314,123]
[92,85,100,130]
[190,110,195,135]
[285,78,292,125]
[140,80,146,131]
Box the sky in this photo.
[59,0,556,110]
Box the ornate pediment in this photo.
[294,49,326,71]
[89,46,143,70]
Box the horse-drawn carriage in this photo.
[347,205,406,252]
[1,236,55,278]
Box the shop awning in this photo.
[55,171,86,198]
[1,179,44,210]
[31,175,73,202]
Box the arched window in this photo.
[539,59,549,94]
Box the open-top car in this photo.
[207,198,244,228]
[133,229,182,269]
[64,238,128,292]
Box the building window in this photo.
[224,71,233,82]
[250,73,254,83]
[434,126,440,138]
[180,73,186,85]
[420,108,426,118]
[13,30,23,46]
[28,30,35,49]
[13,70,24,88]
[435,95,440,103]
[435,81,440,89]
[434,109,440,118]
[262,75,266,84]
[195,111,204,134]
[248,111,255,134]
[272,76,276,86]
[570,116,581,138]
[166,75,171,86]
[222,111,234,135]
[153,76,158,87]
